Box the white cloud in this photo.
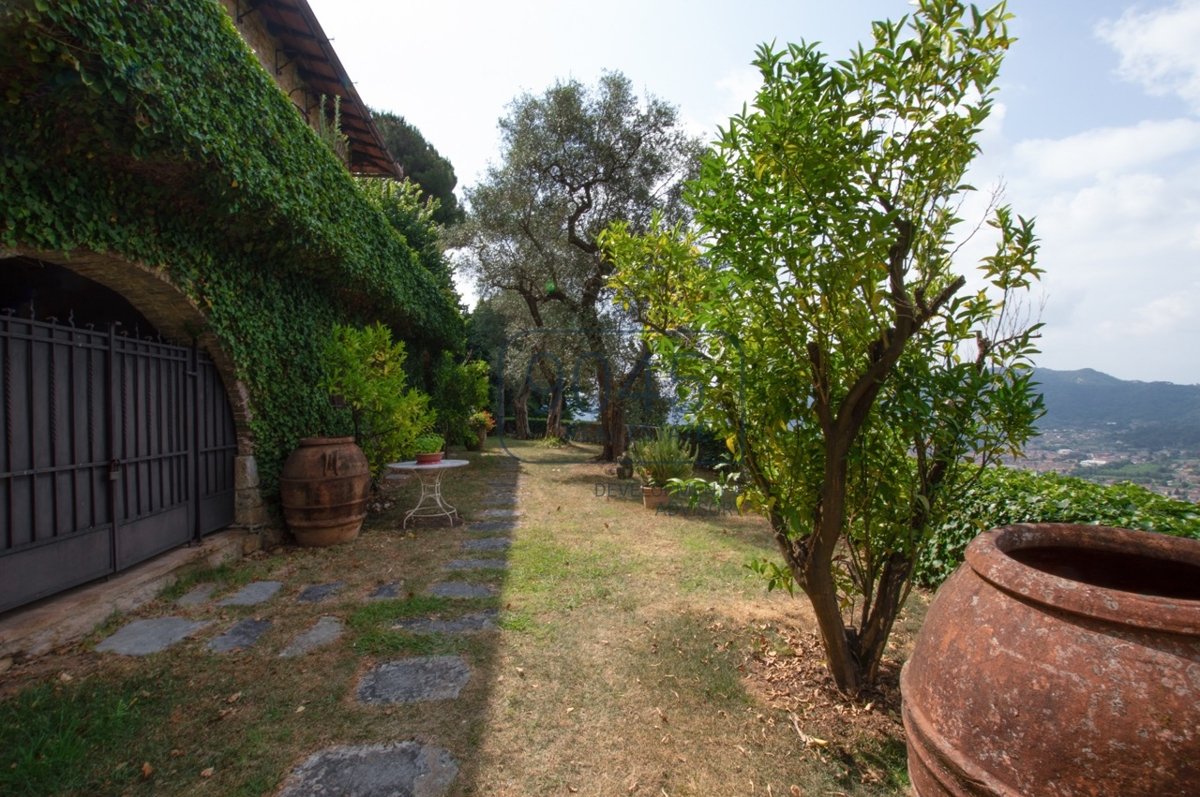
[715,67,762,110]
[1012,119,1200,182]
[963,110,1200,382]
[1096,0,1200,113]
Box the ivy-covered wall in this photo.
[0,0,464,495]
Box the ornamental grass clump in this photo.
[630,428,697,487]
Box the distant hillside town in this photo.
[1010,368,1200,503]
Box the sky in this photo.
[306,0,1200,386]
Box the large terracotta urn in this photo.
[279,436,370,547]
[901,523,1200,796]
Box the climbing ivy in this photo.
[915,467,1200,587]
[0,0,464,494]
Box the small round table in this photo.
[388,459,469,528]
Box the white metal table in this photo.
[387,459,469,528]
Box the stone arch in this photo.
[0,246,266,527]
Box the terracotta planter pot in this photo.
[641,485,669,510]
[415,451,444,465]
[902,523,1200,796]
[279,436,370,547]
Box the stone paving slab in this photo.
[175,583,217,607]
[370,582,403,600]
[280,616,344,658]
[298,581,345,603]
[481,496,516,506]
[478,509,522,519]
[394,611,498,635]
[444,558,509,571]
[218,581,282,607]
[426,582,497,599]
[277,741,458,797]
[208,618,271,654]
[462,538,512,552]
[485,478,518,488]
[96,618,210,656]
[357,656,471,704]
[466,520,515,534]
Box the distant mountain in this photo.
[1033,368,1200,448]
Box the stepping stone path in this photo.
[426,581,497,599]
[395,610,498,634]
[175,583,217,606]
[463,537,511,552]
[466,520,514,534]
[218,580,282,606]
[369,581,403,600]
[357,656,471,704]
[298,581,345,603]
[280,616,344,658]
[278,741,459,797]
[208,618,271,654]
[479,508,521,519]
[96,617,209,656]
[94,463,521,796]
[444,558,509,571]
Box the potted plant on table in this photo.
[413,433,446,465]
[630,427,697,510]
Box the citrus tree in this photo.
[322,323,435,480]
[603,0,1043,693]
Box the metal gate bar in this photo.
[0,314,236,613]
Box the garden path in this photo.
[92,466,522,796]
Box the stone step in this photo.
[357,656,471,704]
[278,742,458,797]
[279,616,344,658]
[95,617,210,656]
[207,618,271,654]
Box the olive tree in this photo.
[603,0,1043,693]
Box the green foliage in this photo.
[321,322,434,478]
[315,94,349,164]
[431,354,491,446]
[372,109,464,225]
[0,1,463,493]
[457,71,703,459]
[606,0,1037,692]
[630,427,697,487]
[916,467,1200,586]
[412,433,445,454]
[666,461,742,511]
[356,176,456,297]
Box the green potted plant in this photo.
[413,433,446,465]
[630,428,697,509]
[466,409,496,451]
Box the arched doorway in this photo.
[0,255,243,612]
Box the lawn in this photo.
[0,439,920,796]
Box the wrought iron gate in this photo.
[0,314,236,613]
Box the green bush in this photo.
[916,467,1200,587]
[432,354,490,446]
[631,427,697,487]
[321,323,434,479]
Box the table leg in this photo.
[403,469,461,528]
